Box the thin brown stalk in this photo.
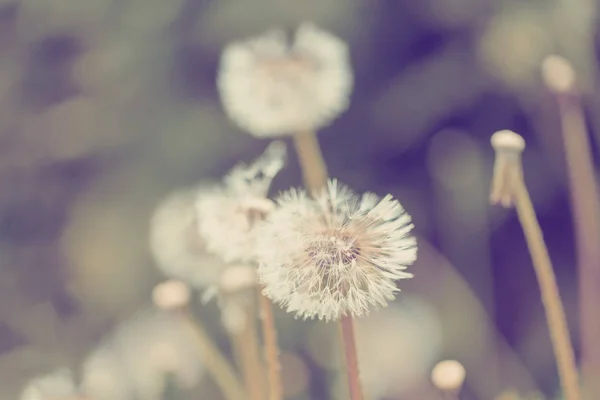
[511,172,581,400]
[555,91,600,397]
[258,287,284,400]
[293,130,329,192]
[292,129,364,400]
[227,302,266,400]
[176,308,246,400]
[340,316,364,400]
[442,392,459,400]
[490,134,581,400]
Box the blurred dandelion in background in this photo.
[218,23,353,137]
[20,368,78,400]
[149,187,227,289]
[195,140,286,264]
[104,310,205,400]
[80,343,134,400]
[355,297,443,398]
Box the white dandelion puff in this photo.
[149,187,227,289]
[196,141,286,264]
[110,310,205,400]
[81,345,134,400]
[257,180,417,321]
[20,368,78,400]
[355,298,442,397]
[218,22,353,137]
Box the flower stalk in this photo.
[227,303,266,400]
[340,316,363,400]
[177,308,246,400]
[490,130,581,400]
[152,280,245,400]
[258,286,284,400]
[293,130,329,194]
[292,129,365,400]
[542,55,600,397]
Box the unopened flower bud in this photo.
[431,359,466,391]
[541,55,576,93]
[152,279,191,310]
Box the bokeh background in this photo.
[1,0,599,398]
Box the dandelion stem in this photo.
[258,286,284,400]
[510,170,581,400]
[177,309,246,400]
[293,130,329,192]
[229,304,266,400]
[293,129,365,400]
[555,91,600,397]
[490,132,581,400]
[340,316,364,400]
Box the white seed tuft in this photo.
[108,310,205,398]
[217,23,353,137]
[196,141,286,264]
[149,187,228,289]
[257,180,417,321]
[20,368,78,400]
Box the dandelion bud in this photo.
[257,180,417,321]
[490,130,526,207]
[431,360,466,391]
[152,279,191,310]
[218,23,353,137]
[541,55,576,93]
[490,129,525,153]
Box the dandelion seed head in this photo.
[196,141,286,263]
[149,188,228,289]
[81,344,133,400]
[20,368,78,400]
[111,310,204,399]
[218,23,353,137]
[258,180,417,321]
